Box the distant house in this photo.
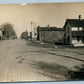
[37,26,65,44]
[63,15,84,45]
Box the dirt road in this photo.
[0,39,84,82]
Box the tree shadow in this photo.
[68,64,84,80]
[29,61,84,81]
[29,61,70,80]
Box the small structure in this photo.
[63,15,84,45]
[37,26,65,44]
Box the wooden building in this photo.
[63,15,84,45]
[37,26,65,44]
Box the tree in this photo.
[1,23,17,40]
[20,31,28,39]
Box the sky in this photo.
[0,2,84,38]
[0,0,84,4]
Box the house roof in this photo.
[63,19,84,29]
[37,26,64,31]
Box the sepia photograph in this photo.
[0,2,84,82]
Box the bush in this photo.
[20,31,28,39]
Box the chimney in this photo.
[79,15,81,20]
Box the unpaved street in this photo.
[0,39,84,82]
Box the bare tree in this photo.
[1,23,17,40]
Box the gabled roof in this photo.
[63,19,84,29]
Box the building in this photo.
[37,26,65,44]
[63,15,84,45]
[37,15,84,45]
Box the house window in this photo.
[79,27,83,31]
[72,27,78,31]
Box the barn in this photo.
[37,26,65,44]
